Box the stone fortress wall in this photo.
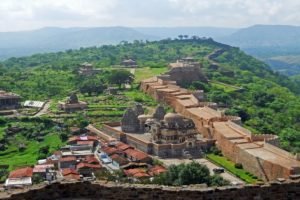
[140,61,300,182]
[1,180,300,200]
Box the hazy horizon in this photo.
[1,0,300,32]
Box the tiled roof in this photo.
[124,168,149,178]
[77,141,94,145]
[101,146,119,156]
[76,162,102,169]
[148,165,167,176]
[9,167,33,178]
[111,154,129,166]
[116,142,132,151]
[60,156,77,162]
[124,149,149,161]
[62,168,81,180]
[33,164,54,173]
[83,155,99,164]
[62,168,79,176]
[68,135,98,143]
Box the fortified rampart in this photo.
[1,180,300,200]
[140,70,300,181]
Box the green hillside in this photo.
[0,38,300,153]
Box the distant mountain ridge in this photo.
[0,26,158,60]
[217,25,300,57]
[2,24,300,76]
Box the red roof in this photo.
[33,164,54,173]
[68,135,98,143]
[148,165,167,176]
[60,156,77,162]
[116,142,132,151]
[77,141,94,145]
[84,155,99,164]
[9,167,33,178]
[101,146,119,156]
[77,162,102,169]
[62,168,80,180]
[110,154,129,166]
[124,168,149,178]
[124,149,149,161]
[62,168,79,176]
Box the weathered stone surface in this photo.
[153,105,166,120]
[121,108,140,133]
[1,181,300,200]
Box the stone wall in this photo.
[1,181,300,200]
[140,76,300,181]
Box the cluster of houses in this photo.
[98,140,166,180]
[4,129,166,189]
[4,134,101,189]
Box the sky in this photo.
[0,0,300,32]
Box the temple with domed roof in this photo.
[101,104,213,158]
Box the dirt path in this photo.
[34,100,51,117]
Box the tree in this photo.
[32,173,44,184]
[79,77,106,96]
[178,35,184,40]
[209,175,230,186]
[107,70,134,88]
[178,162,210,185]
[152,162,228,186]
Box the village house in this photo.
[0,90,21,110]
[148,165,167,176]
[33,164,56,182]
[121,59,138,68]
[58,156,77,169]
[76,162,101,179]
[78,62,102,76]
[5,167,33,189]
[124,148,152,164]
[124,168,149,179]
[61,168,81,181]
[111,154,130,168]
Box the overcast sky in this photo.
[1,0,300,32]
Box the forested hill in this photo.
[0,38,300,152]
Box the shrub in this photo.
[0,117,7,125]
[234,163,243,169]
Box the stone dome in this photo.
[164,113,184,123]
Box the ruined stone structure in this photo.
[140,70,300,181]
[106,105,213,158]
[152,105,166,120]
[58,93,87,112]
[121,108,140,133]
[0,90,21,110]
[1,180,300,200]
[78,62,101,76]
[167,57,207,85]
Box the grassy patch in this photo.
[134,67,168,83]
[0,133,64,171]
[0,120,65,171]
[206,154,258,184]
[210,81,240,93]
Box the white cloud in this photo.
[0,0,300,31]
